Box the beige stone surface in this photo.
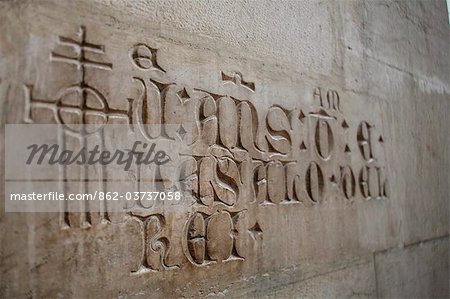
[0,0,449,298]
[375,237,449,298]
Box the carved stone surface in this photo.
[0,0,448,298]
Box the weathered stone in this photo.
[0,0,448,298]
[375,237,449,298]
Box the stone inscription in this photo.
[24,27,389,274]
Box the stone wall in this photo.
[0,0,448,298]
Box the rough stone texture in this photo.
[375,237,449,298]
[0,0,449,298]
